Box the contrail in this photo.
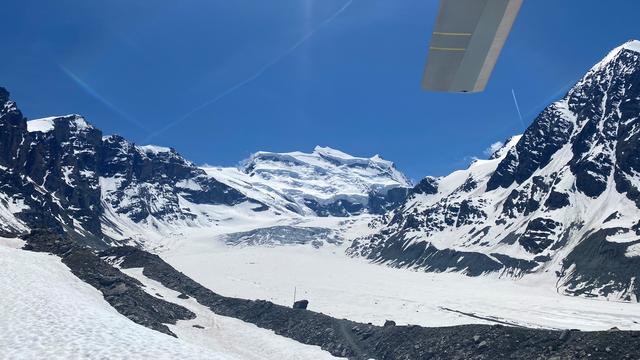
[58,64,149,131]
[142,0,355,143]
[511,88,525,129]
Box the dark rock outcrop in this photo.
[410,177,439,196]
[21,230,194,336]
[559,228,640,301]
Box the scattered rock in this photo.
[177,293,189,299]
[192,324,205,329]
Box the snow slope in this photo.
[26,117,56,133]
[0,241,232,360]
[0,239,340,360]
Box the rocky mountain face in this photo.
[0,91,264,246]
[203,146,412,217]
[348,41,640,302]
[0,86,410,246]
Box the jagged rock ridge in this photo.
[0,93,264,246]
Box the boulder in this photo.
[293,299,309,310]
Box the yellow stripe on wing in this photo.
[433,31,472,36]
[429,46,466,52]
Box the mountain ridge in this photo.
[0,94,411,246]
[348,40,640,302]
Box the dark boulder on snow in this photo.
[293,300,309,310]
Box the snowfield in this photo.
[0,242,229,360]
[164,238,640,332]
[0,240,338,360]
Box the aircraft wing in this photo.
[422,0,523,93]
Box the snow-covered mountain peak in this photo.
[622,39,640,51]
[205,146,412,217]
[488,135,522,160]
[312,145,352,158]
[312,145,391,166]
[136,144,176,156]
[579,39,640,83]
[27,114,92,134]
[243,146,410,187]
[599,39,640,65]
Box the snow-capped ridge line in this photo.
[203,145,412,217]
[27,114,91,133]
[587,39,640,74]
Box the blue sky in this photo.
[3,0,640,181]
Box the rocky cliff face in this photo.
[348,41,640,302]
[0,90,264,246]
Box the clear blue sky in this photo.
[3,0,639,181]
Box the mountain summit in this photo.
[203,146,411,217]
